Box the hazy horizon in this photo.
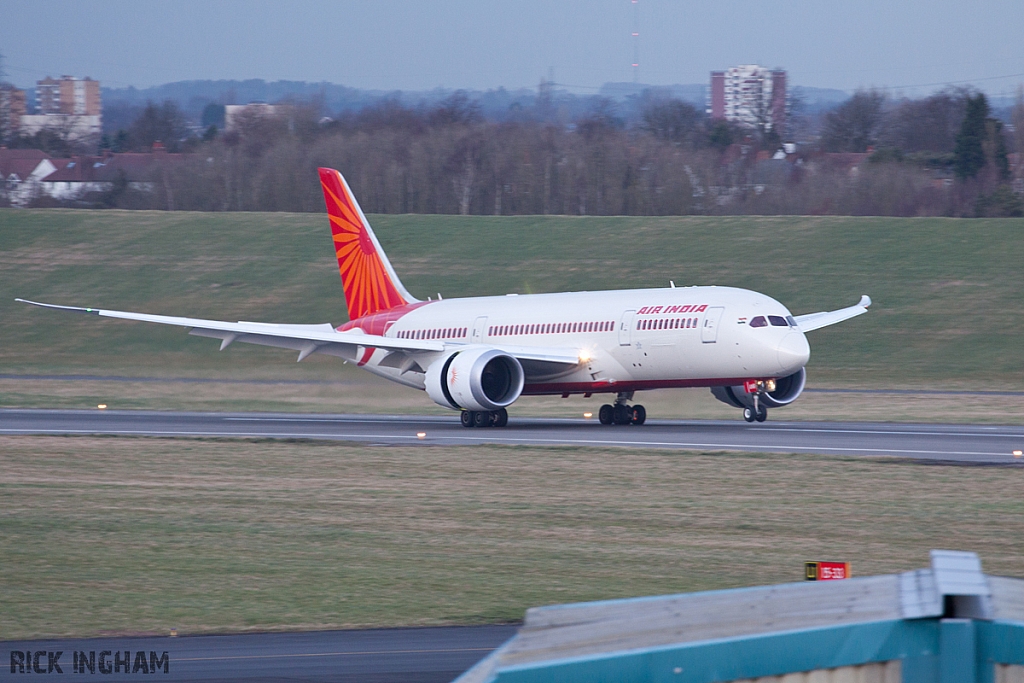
[2,0,1023,99]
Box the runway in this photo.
[0,624,518,682]
[2,408,1023,463]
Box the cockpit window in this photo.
[749,316,768,328]
[786,315,797,328]
[768,315,788,327]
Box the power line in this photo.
[883,70,1024,91]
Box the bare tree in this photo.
[879,89,967,153]
[1012,86,1024,167]
[641,98,702,147]
[821,90,887,153]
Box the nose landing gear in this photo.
[742,392,768,423]
[460,408,509,428]
[742,405,768,422]
[598,392,646,426]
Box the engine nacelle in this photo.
[711,367,806,409]
[425,347,525,412]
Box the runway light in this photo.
[417,432,426,440]
[1014,450,1022,457]
[97,404,107,409]
[583,412,593,419]
[170,628,178,637]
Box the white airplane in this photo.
[18,168,871,428]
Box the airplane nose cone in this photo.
[777,332,810,373]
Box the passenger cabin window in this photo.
[768,315,788,327]
[750,316,768,328]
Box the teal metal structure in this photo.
[457,551,1024,683]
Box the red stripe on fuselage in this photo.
[523,377,757,396]
[338,300,435,366]
[336,300,434,335]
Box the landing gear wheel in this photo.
[743,407,756,423]
[491,408,508,427]
[630,404,646,425]
[461,411,475,428]
[613,404,631,425]
[473,410,491,428]
[599,404,614,425]
[755,404,768,422]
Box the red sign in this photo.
[805,561,850,581]
[744,380,760,394]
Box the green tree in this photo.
[953,93,989,179]
[708,120,734,151]
[975,185,1023,217]
[986,119,1010,181]
[201,103,226,129]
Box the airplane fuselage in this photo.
[344,285,811,396]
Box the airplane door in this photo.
[471,316,488,343]
[618,310,635,346]
[701,307,725,343]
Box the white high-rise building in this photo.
[709,65,787,134]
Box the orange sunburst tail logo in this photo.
[318,168,414,320]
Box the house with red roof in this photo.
[39,147,187,203]
[0,148,58,206]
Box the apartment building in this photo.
[22,76,102,141]
[36,76,101,116]
[709,65,787,134]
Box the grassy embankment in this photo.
[2,209,1023,420]
[1,435,1022,640]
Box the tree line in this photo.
[13,86,1024,217]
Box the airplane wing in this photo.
[15,299,583,369]
[793,295,871,333]
[15,299,444,361]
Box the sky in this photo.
[2,0,1023,97]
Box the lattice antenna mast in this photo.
[631,0,640,84]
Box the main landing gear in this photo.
[598,392,646,426]
[460,408,508,428]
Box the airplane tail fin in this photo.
[318,168,417,320]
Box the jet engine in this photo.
[425,347,525,412]
[711,367,806,409]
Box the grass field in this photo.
[1,435,1022,640]
[2,210,1022,397]
[4,212,1022,642]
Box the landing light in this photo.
[578,350,593,363]
[745,380,776,394]
[583,412,593,419]
[1014,450,1022,457]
